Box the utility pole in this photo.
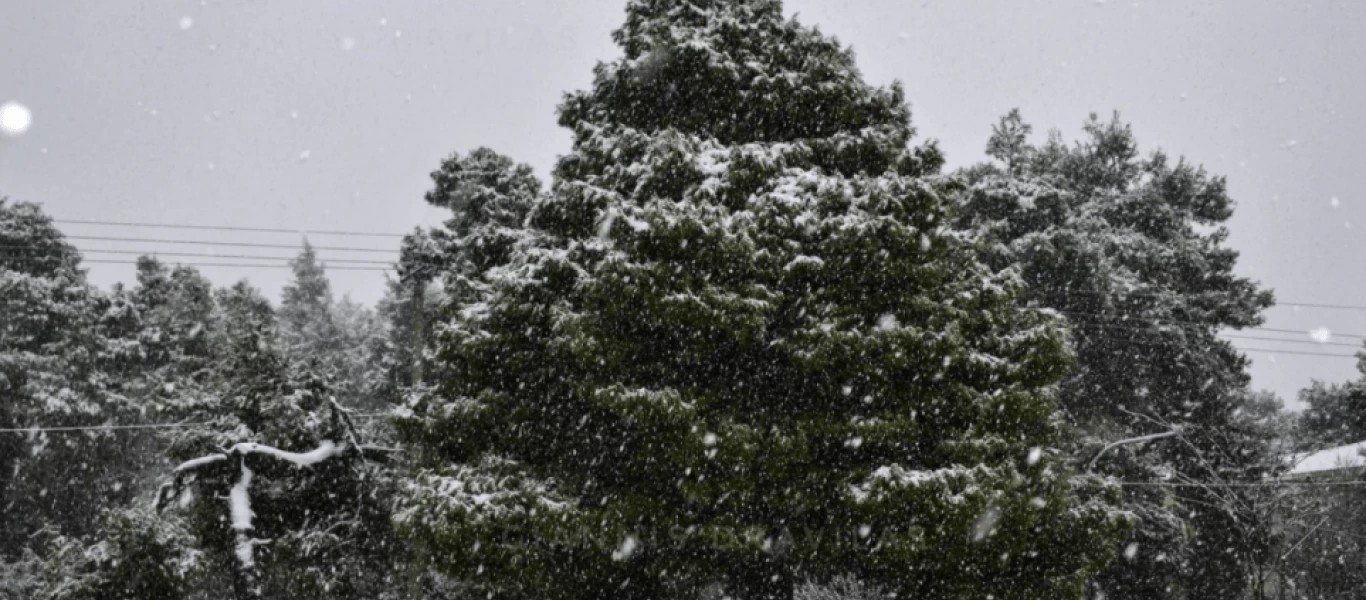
[410,277,426,386]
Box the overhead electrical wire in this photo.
[1,246,394,265]
[0,414,392,434]
[54,218,407,238]
[63,235,397,254]
[3,257,391,271]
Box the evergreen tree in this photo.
[152,279,399,600]
[1297,355,1366,448]
[397,3,1128,599]
[0,199,142,556]
[278,243,387,409]
[953,111,1280,599]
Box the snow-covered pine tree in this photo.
[278,243,387,410]
[396,2,1129,599]
[954,111,1280,599]
[149,279,399,600]
[0,199,144,556]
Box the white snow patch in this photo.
[1290,441,1366,475]
[876,314,898,331]
[227,440,345,467]
[173,454,227,473]
[229,462,255,566]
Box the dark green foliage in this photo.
[1298,357,1366,448]
[398,3,1127,599]
[32,508,200,600]
[152,278,400,600]
[0,199,144,557]
[954,110,1281,599]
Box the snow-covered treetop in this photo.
[0,198,82,278]
[558,0,919,148]
[425,147,540,237]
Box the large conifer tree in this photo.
[954,111,1279,599]
[0,199,143,555]
[398,2,1128,598]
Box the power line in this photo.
[1033,286,1366,314]
[1055,308,1366,340]
[1271,302,1366,312]
[1220,333,1362,349]
[1233,347,1358,360]
[55,219,407,239]
[1111,479,1366,488]
[6,257,393,272]
[2,246,394,265]
[1,414,392,434]
[0,423,211,433]
[63,235,398,254]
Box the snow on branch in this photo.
[1086,429,1179,472]
[156,440,350,512]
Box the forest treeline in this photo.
[4,1,1366,598]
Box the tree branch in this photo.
[1087,429,1179,472]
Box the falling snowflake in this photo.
[0,102,32,136]
[1309,327,1332,344]
[1331,196,1341,208]
[877,314,898,331]
[703,432,719,447]
[179,16,194,30]
[858,524,872,538]
[298,149,311,161]
[972,505,1002,542]
[1027,447,1042,466]
[1124,543,1140,560]
[611,535,638,561]
[340,37,356,51]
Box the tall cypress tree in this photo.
[398,2,1128,598]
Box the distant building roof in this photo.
[1289,441,1366,476]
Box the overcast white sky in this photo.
[3,1,1365,406]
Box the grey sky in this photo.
[3,1,1364,406]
